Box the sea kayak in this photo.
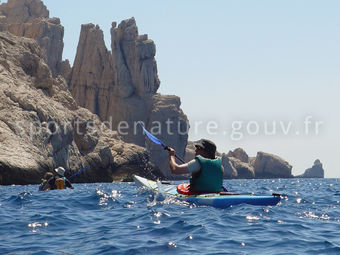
[132,175,281,208]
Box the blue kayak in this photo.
[132,175,281,208]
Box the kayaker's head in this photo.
[194,139,216,159]
[43,172,53,181]
[54,167,65,177]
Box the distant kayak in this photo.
[133,175,281,208]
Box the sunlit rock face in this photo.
[0,31,163,185]
[0,0,65,77]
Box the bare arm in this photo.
[168,148,189,175]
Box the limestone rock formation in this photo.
[146,94,188,178]
[111,19,160,99]
[299,159,324,178]
[0,31,161,185]
[226,148,255,178]
[0,0,48,23]
[0,0,65,77]
[69,19,162,142]
[229,157,255,179]
[184,141,196,162]
[69,22,153,148]
[0,0,188,179]
[221,154,238,179]
[227,148,249,163]
[69,24,116,121]
[69,18,188,177]
[253,151,293,178]
[59,59,71,81]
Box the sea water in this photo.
[0,178,339,255]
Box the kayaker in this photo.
[47,167,74,190]
[38,172,53,191]
[168,139,224,193]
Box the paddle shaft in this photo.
[138,122,185,164]
[163,146,185,164]
[70,165,90,178]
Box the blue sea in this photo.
[0,178,339,255]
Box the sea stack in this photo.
[299,159,325,178]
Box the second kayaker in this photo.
[47,167,74,190]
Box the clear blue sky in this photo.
[42,0,340,177]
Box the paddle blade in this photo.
[138,122,165,147]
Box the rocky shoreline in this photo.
[0,0,324,185]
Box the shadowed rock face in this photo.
[0,0,65,77]
[146,94,188,179]
[69,19,162,138]
[298,159,324,178]
[0,31,163,185]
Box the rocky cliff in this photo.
[68,19,188,178]
[0,31,162,185]
[0,0,67,77]
[225,149,292,179]
[0,0,188,179]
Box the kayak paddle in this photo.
[70,165,90,178]
[138,122,185,163]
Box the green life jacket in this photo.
[190,155,223,193]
